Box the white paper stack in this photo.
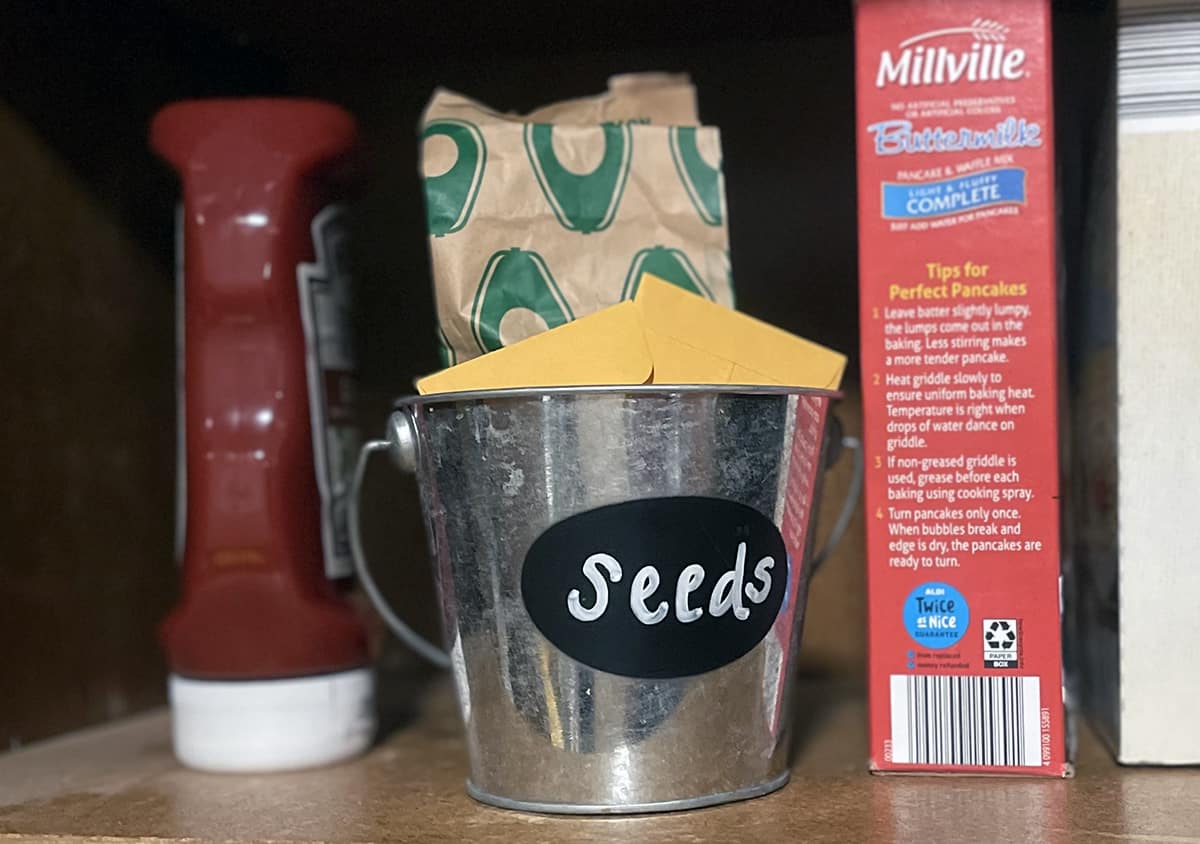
[1072,0,1200,765]
[1120,1,1200,128]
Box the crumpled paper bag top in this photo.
[419,73,734,367]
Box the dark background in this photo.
[0,0,1112,745]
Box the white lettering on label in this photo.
[565,542,779,625]
[709,542,750,621]
[675,563,706,623]
[631,566,669,625]
[746,556,774,604]
[566,552,621,622]
[876,24,1027,89]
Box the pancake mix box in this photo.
[854,0,1071,775]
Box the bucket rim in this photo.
[393,383,842,410]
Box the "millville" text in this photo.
[876,42,1027,89]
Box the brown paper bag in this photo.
[419,74,735,366]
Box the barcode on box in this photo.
[889,675,1041,767]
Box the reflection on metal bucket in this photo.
[352,385,858,814]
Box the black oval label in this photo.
[521,496,789,679]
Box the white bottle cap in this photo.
[168,668,376,772]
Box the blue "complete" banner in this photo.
[882,167,1026,220]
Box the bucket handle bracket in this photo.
[349,414,450,669]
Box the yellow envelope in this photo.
[416,275,847,393]
[636,275,846,389]
[416,301,652,394]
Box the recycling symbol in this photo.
[985,620,1016,649]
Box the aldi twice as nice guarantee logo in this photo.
[903,582,969,649]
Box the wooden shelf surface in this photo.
[2,676,1199,843]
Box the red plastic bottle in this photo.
[152,99,374,772]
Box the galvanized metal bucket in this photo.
[351,385,860,814]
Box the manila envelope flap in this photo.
[416,300,652,394]
[635,274,847,389]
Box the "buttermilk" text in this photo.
[868,116,1042,157]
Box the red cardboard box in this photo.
[854,0,1070,775]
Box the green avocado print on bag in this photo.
[621,246,715,301]
[423,119,486,236]
[419,80,735,366]
[524,122,632,234]
[471,248,575,354]
[669,127,723,226]
[436,325,457,368]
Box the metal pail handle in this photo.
[348,412,451,669]
[350,409,862,668]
